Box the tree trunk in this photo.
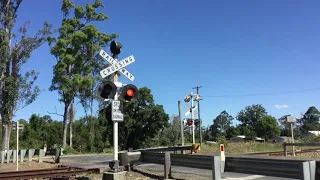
[69,101,74,148]
[1,124,7,151]
[1,122,12,151]
[62,104,69,148]
[88,117,94,151]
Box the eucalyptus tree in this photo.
[0,0,52,150]
[48,0,117,148]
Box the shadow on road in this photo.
[132,169,184,180]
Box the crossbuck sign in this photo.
[99,49,135,81]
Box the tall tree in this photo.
[0,0,52,150]
[256,115,280,140]
[48,0,117,148]
[160,115,181,146]
[213,110,233,134]
[226,126,240,139]
[209,110,233,140]
[237,104,267,131]
[298,106,320,133]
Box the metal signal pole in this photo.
[193,86,202,145]
[112,53,119,171]
[191,95,195,144]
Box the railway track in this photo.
[0,167,90,180]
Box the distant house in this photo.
[271,136,291,143]
[230,135,265,143]
[308,131,320,136]
[230,135,245,142]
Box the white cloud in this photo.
[275,104,288,109]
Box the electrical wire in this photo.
[202,88,320,98]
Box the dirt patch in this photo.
[0,161,58,172]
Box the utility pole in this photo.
[178,101,184,146]
[193,86,202,145]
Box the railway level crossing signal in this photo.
[183,118,200,126]
[97,40,139,172]
[99,49,135,81]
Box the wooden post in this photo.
[54,148,60,163]
[283,143,287,157]
[291,123,295,157]
[164,152,172,179]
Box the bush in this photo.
[103,148,113,154]
[63,146,77,155]
[216,137,228,146]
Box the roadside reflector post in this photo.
[220,144,225,173]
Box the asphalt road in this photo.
[137,163,297,180]
[60,154,113,171]
[59,154,297,180]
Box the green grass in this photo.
[198,141,320,155]
[198,142,282,154]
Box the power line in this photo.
[202,88,320,98]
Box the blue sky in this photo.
[13,0,320,127]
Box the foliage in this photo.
[11,114,63,149]
[210,110,234,139]
[241,125,256,140]
[99,87,170,150]
[202,126,212,141]
[226,126,240,139]
[207,110,235,141]
[256,115,280,140]
[48,0,117,148]
[0,0,52,150]
[159,115,181,146]
[298,106,320,133]
[236,104,267,131]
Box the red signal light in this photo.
[126,89,134,97]
[120,84,138,102]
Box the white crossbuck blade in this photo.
[99,55,135,78]
[99,49,135,81]
[184,104,198,116]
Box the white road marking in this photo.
[224,175,265,180]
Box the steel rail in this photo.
[0,167,89,180]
